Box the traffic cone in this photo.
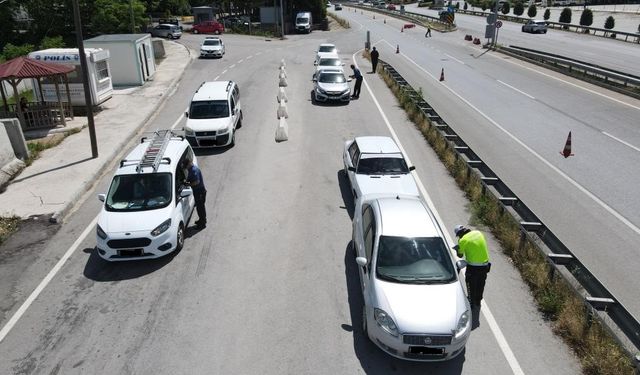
[560,131,574,158]
[396,44,400,54]
[439,68,445,81]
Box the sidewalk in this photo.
[0,40,193,222]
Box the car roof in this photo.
[317,68,345,76]
[192,81,232,101]
[158,23,178,27]
[355,136,401,154]
[376,196,441,238]
[318,43,336,48]
[117,136,188,175]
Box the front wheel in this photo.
[176,224,185,252]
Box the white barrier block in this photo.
[277,101,288,119]
[277,87,288,103]
[275,117,289,142]
[279,76,288,87]
[279,71,287,80]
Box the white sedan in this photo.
[343,136,418,199]
[313,69,351,103]
[353,194,471,361]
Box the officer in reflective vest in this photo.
[454,225,491,310]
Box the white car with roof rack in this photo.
[96,130,196,261]
[343,136,419,199]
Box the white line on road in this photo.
[214,75,220,80]
[256,52,262,55]
[229,64,236,69]
[445,53,465,65]
[497,80,535,99]
[382,39,640,237]
[0,215,99,344]
[246,55,253,59]
[221,69,228,75]
[171,110,187,130]
[352,50,525,375]
[602,131,640,153]
[238,59,244,63]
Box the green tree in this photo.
[579,8,593,26]
[92,0,147,34]
[481,1,487,11]
[604,15,615,30]
[559,7,571,23]
[2,43,35,60]
[39,36,65,50]
[464,2,468,10]
[501,2,510,15]
[513,1,524,16]
[527,4,536,18]
[543,8,550,20]
[455,2,460,9]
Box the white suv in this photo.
[96,130,196,261]
[184,81,242,148]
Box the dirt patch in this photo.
[0,215,60,261]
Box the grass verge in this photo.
[328,12,351,29]
[0,216,20,246]
[377,61,636,375]
[26,127,82,166]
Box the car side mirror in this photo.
[348,166,356,172]
[456,260,467,273]
[409,166,416,171]
[342,63,345,66]
[185,111,189,118]
[180,187,193,198]
[98,193,105,202]
[356,257,368,267]
[314,62,318,66]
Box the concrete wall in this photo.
[0,118,27,190]
[85,42,139,86]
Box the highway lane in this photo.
[341,9,640,327]
[383,3,640,76]
[0,32,579,374]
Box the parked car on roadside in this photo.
[315,43,338,63]
[352,194,471,361]
[313,55,344,79]
[522,19,548,34]
[387,4,396,10]
[150,24,182,39]
[343,136,418,199]
[192,20,225,34]
[335,3,343,10]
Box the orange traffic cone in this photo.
[560,131,574,158]
[396,44,400,54]
[439,68,445,81]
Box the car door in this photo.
[346,141,360,192]
[356,204,375,293]
[176,148,195,223]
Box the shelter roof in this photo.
[0,56,74,80]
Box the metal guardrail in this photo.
[378,58,640,357]
[345,4,455,29]
[456,8,640,43]
[499,45,640,98]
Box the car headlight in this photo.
[374,308,399,337]
[217,125,230,135]
[184,127,195,136]
[151,219,171,237]
[96,224,107,240]
[454,310,470,338]
[316,87,326,95]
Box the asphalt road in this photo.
[0,31,581,374]
[343,7,640,335]
[398,3,640,76]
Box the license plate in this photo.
[408,346,445,355]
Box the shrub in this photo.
[559,7,572,23]
[1,43,35,60]
[604,15,615,30]
[579,8,593,26]
[501,2,510,15]
[455,2,460,9]
[481,2,487,11]
[527,4,537,18]
[543,8,550,20]
[39,36,65,50]
[513,1,524,16]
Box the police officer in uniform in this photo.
[454,225,490,310]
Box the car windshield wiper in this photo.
[377,273,405,283]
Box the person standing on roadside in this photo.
[349,64,363,99]
[370,47,379,73]
[183,159,207,229]
[425,26,432,37]
[453,225,490,310]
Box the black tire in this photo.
[176,224,185,252]
[362,305,369,337]
[229,131,235,147]
[521,26,525,32]
[543,30,547,34]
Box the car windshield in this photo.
[297,17,309,23]
[189,100,229,119]
[376,236,456,283]
[203,40,220,46]
[356,155,409,174]
[319,58,341,66]
[319,72,346,83]
[105,173,172,212]
[319,46,336,53]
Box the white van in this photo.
[184,81,242,148]
[296,11,312,34]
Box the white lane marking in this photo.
[238,59,244,63]
[493,53,640,111]
[352,50,526,375]
[0,215,99,344]
[256,52,262,55]
[229,64,236,69]
[172,109,187,130]
[221,69,228,75]
[497,80,536,99]
[382,39,640,237]
[246,55,253,60]
[445,53,465,65]
[214,75,220,80]
[603,131,640,153]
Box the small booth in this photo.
[28,48,113,106]
[85,34,156,87]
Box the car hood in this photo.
[355,174,419,196]
[99,206,173,233]
[201,45,222,51]
[316,66,344,73]
[375,278,467,333]
[185,117,232,132]
[317,81,349,93]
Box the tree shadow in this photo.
[337,169,354,220]
[343,242,466,374]
[82,246,178,282]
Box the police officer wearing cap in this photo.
[453,225,490,310]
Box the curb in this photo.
[49,41,194,224]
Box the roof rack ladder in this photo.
[137,130,172,172]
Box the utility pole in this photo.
[129,0,135,33]
[72,0,99,158]
[279,0,285,38]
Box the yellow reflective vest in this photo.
[458,230,489,265]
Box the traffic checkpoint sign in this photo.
[495,20,503,28]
